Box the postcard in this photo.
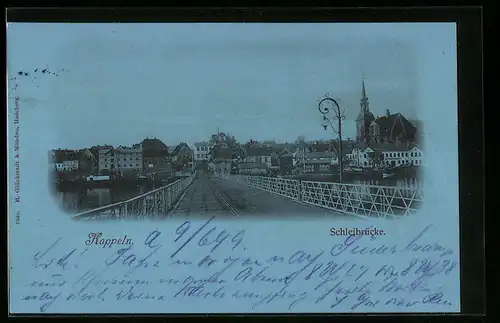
[7,22,460,314]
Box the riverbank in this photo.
[289,166,423,183]
[54,176,186,190]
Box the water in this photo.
[292,174,423,190]
[291,175,424,215]
[54,176,423,215]
[55,185,151,214]
[350,177,423,190]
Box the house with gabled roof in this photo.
[52,149,79,172]
[141,138,169,171]
[242,147,272,168]
[351,142,424,168]
[170,142,192,168]
[369,110,418,144]
[210,147,233,174]
[295,150,338,174]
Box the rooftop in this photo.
[356,142,418,152]
[193,141,213,147]
[212,147,233,159]
[171,142,190,155]
[142,138,168,157]
[246,147,272,157]
[305,151,336,159]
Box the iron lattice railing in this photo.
[73,176,194,220]
[236,175,423,219]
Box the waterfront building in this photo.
[52,149,79,172]
[141,138,169,171]
[356,80,375,143]
[355,80,418,145]
[295,151,338,174]
[98,147,116,175]
[115,145,143,177]
[242,147,272,168]
[170,142,193,167]
[76,148,96,174]
[350,143,424,168]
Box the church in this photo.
[355,81,417,145]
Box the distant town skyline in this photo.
[8,23,453,149]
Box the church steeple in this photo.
[360,79,369,112]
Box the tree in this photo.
[295,135,306,144]
[211,132,237,148]
[243,139,259,149]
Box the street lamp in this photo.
[318,96,346,183]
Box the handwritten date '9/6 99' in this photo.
[171,216,245,258]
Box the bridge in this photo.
[73,173,423,220]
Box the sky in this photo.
[7,23,455,149]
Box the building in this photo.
[354,79,418,144]
[350,143,424,168]
[192,141,215,162]
[369,110,418,144]
[269,151,281,175]
[170,143,193,169]
[76,148,96,174]
[356,80,375,143]
[98,147,116,175]
[141,138,169,171]
[90,145,113,174]
[295,151,338,174]
[52,149,79,172]
[115,145,143,177]
[210,147,233,174]
[279,154,294,175]
[270,143,300,156]
[238,163,268,175]
[242,147,272,168]
[409,119,424,144]
[307,142,335,153]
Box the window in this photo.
[136,158,139,160]
[105,158,107,162]
[136,164,139,167]
[197,147,200,151]
[105,164,108,168]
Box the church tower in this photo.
[360,80,369,112]
[355,80,375,143]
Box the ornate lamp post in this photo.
[318,96,346,183]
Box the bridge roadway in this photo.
[169,173,342,218]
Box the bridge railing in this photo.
[73,176,194,220]
[236,175,423,219]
